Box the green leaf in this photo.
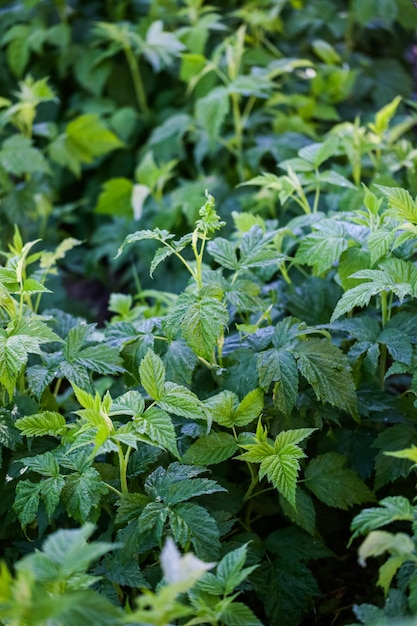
[134,406,179,458]
[40,475,66,519]
[351,496,415,541]
[20,451,59,478]
[296,220,350,275]
[66,113,124,161]
[331,278,389,321]
[375,185,417,223]
[143,20,185,71]
[257,348,298,416]
[0,325,52,396]
[233,388,264,427]
[207,237,239,270]
[195,86,229,144]
[238,226,279,270]
[172,502,221,560]
[279,487,316,536]
[163,339,198,386]
[139,349,166,400]
[305,452,375,510]
[0,135,51,176]
[252,559,319,626]
[373,424,417,489]
[182,431,238,465]
[28,523,116,579]
[166,292,228,361]
[358,530,414,567]
[145,463,225,506]
[220,602,263,626]
[298,135,339,168]
[4,25,31,76]
[240,428,315,507]
[295,339,357,415]
[13,480,40,529]
[94,177,134,218]
[15,412,67,437]
[58,323,124,390]
[61,467,107,523]
[216,543,258,596]
[159,381,206,420]
[266,526,333,562]
[338,247,371,291]
[378,327,412,365]
[368,229,396,266]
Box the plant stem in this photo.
[312,169,320,213]
[117,445,130,496]
[230,92,244,181]
[124,45,149,114]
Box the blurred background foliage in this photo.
[0,0,416,320]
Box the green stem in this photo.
[117,445,131,496]
[124,45,149,114]
[230,92,244,181]
[242,463,258,503]
[380,290,388,327]
[165,242,197,281]
[191,231,206,290]
[53,378,63,397]
[104,482,123,497]
[312,169,320,213]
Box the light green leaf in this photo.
[318,170,356,189]
[305,452,375,510]
[139,349,166,400]
[296,219,349,275]
[368,229,396,266]
[134,406,179,458]
[376,184,417,223]
[195,86,230,144]
[233,388,264,427]
[358,530,414,567]
[377,555,406,596]
[94,177,134,218]
[312,39,341,64]
[158,381,206,420]
[182,431,238,465]
[15,412,67,437]
[216,543,258,596]
[66,113,124,161]
[331,278,389,321]
[298,135,339,168]
[143,20,185,71]
[166,293,228,361]
[36,523,116,578]
[220,602,263,626]
[351,496,415,541]
[0,135,51,176]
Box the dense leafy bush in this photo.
[1,1,417,625]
